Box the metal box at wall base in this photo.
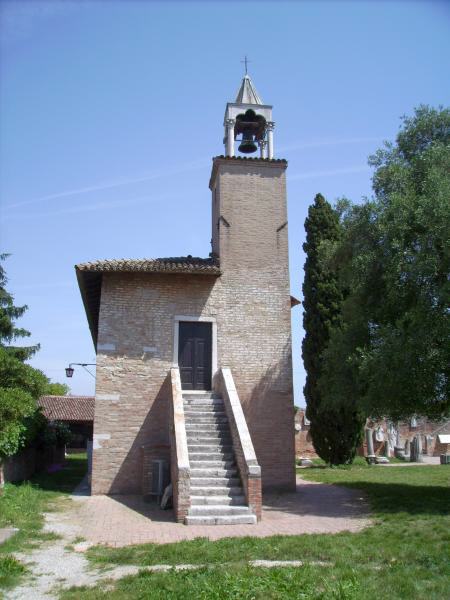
[151,459,170,502]
[440,454,450,465]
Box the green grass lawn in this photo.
[60,463,450,600]
[0,452,87,589]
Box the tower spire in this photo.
[223,70,274,159]
[234,74,263,105]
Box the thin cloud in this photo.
[289,165,371,181]
[3,139,380,211]
[2,193,168,220]
[4,158,209,211]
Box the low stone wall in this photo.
[434,442,449,457]
[169,367,191,522]
[215,367,262,521]
[4,445,65,484]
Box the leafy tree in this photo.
[0,348,49,399]
[0,388,35,466]
[0,254,39,361]
[0,256,69,486]
[320,106,450,422]
[302,194,364,464]
[44,382,70,396]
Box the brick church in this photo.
[76,74,297,525]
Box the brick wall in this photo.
[294,410,318,459]
[211,159,296,492]
[92,158,296,495]
[434,442,450,456]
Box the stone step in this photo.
[182,392,221,398]
[186,423,229,431]
[184,406,226,413]
[190,477,241,487]
[189,452,234,461]
[190,460,235,469]
[185,407,225,412]
[188,439,232,446]
[190,495,246,506]
[188,505,252,516]
[187,431,232,440]
[184,408,226,414]
[191,468,238,478]
[189,485,243,496]
[188,444,233,453]
[185,413,226,419]
[187,438,232,447]
[184,514,257,526]
[185,416,229,424]
[184,399,224,406]
[185,409,225,415]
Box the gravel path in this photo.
[5,475,371,598]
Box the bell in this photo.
[238,131,258,154]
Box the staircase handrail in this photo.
[169,367,191,522]
[216,367,262,520]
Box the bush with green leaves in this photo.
[0,255,69,484]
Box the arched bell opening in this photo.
[234,109,267,154]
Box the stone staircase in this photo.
[183,392,257,525]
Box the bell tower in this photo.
[209,73,296,492]
[223,74,275,159]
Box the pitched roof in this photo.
[76,256,221,349]
[38,396,95,422]
[235,75,263,105]
[76,256,220,274]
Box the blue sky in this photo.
[1,0,449,400]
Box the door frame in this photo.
[173,315,217,382]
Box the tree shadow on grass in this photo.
[30,455,88,494]
[269,478,450,519]
[331,481,450,517]
[262,480,370,520]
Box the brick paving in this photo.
[70,476,371,546]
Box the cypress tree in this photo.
[302,194,363,464]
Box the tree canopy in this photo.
[0,253,39,361]
[0,255,69,479]
[318,106,450,422]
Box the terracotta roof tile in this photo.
[75,256,220,351]
[76,256,221,275]
[38,396,95,422]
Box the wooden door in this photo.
[178,322,212,390]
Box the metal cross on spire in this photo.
[241,55,251,76]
